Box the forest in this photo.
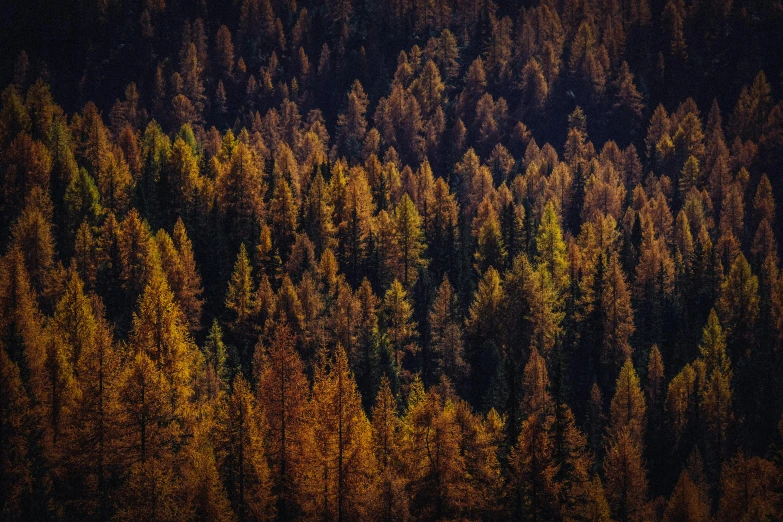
[1,0,783,520]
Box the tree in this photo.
[520,58,549,116]
[394,194,426,288]
[301,346,374,521]
[216,141,265,246]
[719,253,759,354]
[225,244,257,360]
[256,324,310,520]
[526,265,564,356]
[65,167,101,230]
[603,428,651,522]
[171,218,204,332]
[303,170,336,258]
[604,359,650,522]
[535,201,569,294]
[429,275,468,387]
[215,375,275,521]
[508,347,558,521]
[0,348,32,520]
[371,377,409,521]
[113,352,184,521]
[380,280,417,385]
[214,25,235,80]
[474,206,507,274]
[697,310,733,464]
[166,137,201,216]
[608,359,647,445]
[662,452,711,522]
[61,301,118,520]
[129,267,196,411]
[52,267,98,374]
[269,177,298,260]
[717,452,781,522]
[599,253,635,376]
[611,62,644,136]
[337,80,369,160]
[466,267,504,404]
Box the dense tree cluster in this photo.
[2,0,783,520]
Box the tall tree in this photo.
[256,325,310,521]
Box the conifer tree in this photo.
[226,244,257,358]
[302,346,374,521]
[535,201,569,294]
[215,375,275,521]
[394,194,426,288]
[256,324,310,520]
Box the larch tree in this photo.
[302,346,375,521]
[393,194,426,288]
[380,280,417,386]
[371,376,409,522]
[719,253,759,356]
[215,374,275,521]
[171,218,204,333]
[337,80,369,160]
[0,348,33,520]
[508,347,559,521]
[129,266,196,414]
[428,274,468,387]
[697,310,733,465]
[269,176,298,260]
[62,304,119,520]
[716,451,781,522]
[662,451,711,522]
[113,351,186,522]
[604,359,650,522]
[303,170,336,258]
[256,324,311,521]
[526,264,564,356]
[535,200,570,295]
[225,244,258,361]
[599,252,635,377]
[466,266,505,405]
[216,141,265,246]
